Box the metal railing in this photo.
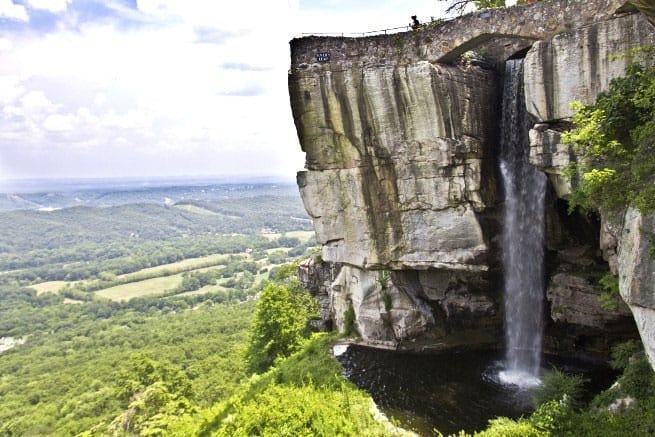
[297,16,455,38]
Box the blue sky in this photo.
[0,0,450,182]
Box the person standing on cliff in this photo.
[410,15,420,30]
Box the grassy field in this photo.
[260,230,314,241]
[96,275,184,301]
[175,283,230,297]
[30,281,69,295]
[116,253,228,280]
[97,264,251,301]
[173,204,220,216]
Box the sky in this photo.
[0,0,455,182]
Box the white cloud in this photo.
[1,0,456,180]
[0,38,13,52]
[0,0,28,21]
[18,90,58,116]
[27,0,71,13]
[93,92,107,107]
[43,113,76,132]
[0,76,24,105]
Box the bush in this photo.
[598,272,621,311]
[473,417,546,437]
[343,303,357,337]
[563,62,655,214]
[610,339,642,370]
[532,368,587,410]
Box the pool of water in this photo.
[336,346,616,436]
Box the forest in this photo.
[0,184,325,435]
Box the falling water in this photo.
[498,59,547,388]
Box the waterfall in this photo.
[498,59,547,388]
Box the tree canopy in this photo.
[245,278,318,373]
[563,59,655,214]
[437,0,531,15]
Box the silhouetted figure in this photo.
[410,15,420,30]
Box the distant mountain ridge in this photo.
[0,178,300,211]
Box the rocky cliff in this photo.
[289,0,655,360]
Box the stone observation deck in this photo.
[290,0,635,68]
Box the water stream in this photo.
[498,58,547,387]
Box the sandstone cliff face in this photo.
[524,12,655,365]
[526,13,655,200]
[618,209,655,367]
[290,1,653,358]
[290,57,502,348]
[291,62,498,271]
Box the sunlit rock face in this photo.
[290,58,502,347]
[524,13,655,123]
[291,62,498,271]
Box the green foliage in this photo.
[598,271,621,311]
[383,291,393,312]
[213,382,385,437]
[377,270,391,289]
[472,416,545,437]
[474,0,506,9]
[563,62,655,214]
[610,339,642,370]
[619,354,655,401]
[343,302,358,337]
[266,249,288,265]
[532,368,587,410]
[192,334,392,437]
[438,0,531,15]
[115,354,193,402]
[0,301,254,436]
[528,399,573,434]
[107,380,195,436]
[245,281,317,373]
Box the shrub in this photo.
[563,62,655,214]
[532,368,587,410]
[343,303,357,337]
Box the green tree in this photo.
[563,61,655,214]
[245,281,317,373]
[438,0,530,15]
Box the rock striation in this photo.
[290,0,654,361]
[292,62,498,271]
[618,209,655,368]
[524,10,655,367]
[291,59,503,349]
